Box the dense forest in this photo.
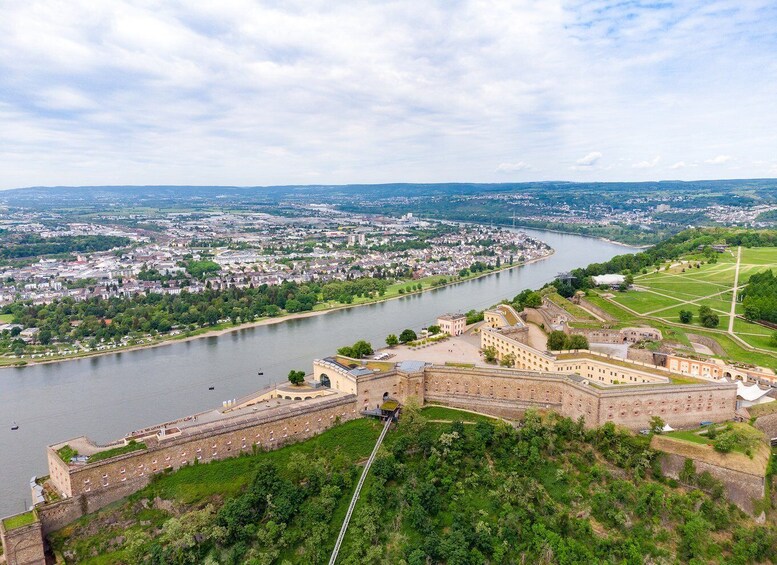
[50,407,777,564]
[742,270,777,324]
[0,234,131,260]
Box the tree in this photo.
[288,370,306,386]
[567,334,589,350]
[649,416,665,434]
[399,329,417,343]
[385,334,399,347]
[679,310,693,324]
[499,353,516,367]
[547,330,567,351]
[482,346,497,363]
[514,289,542,309]
[338,340,373,359]
[427,325,441,335]
[699,306,720,328]
[352,340,373,358]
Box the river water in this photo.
[0,228,635,516]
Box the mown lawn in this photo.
[421,405,499,423]
[148,417,383,504]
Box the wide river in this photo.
[0,228,635,517]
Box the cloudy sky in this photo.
[1,0,776,189]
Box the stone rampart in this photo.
[38,395,358,534]
[36,479,148,535]
[578,297,616,322]
[626,347,658,365]
[0,516,45,565]
[652,436,769,515]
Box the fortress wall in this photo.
[0,518,46,565]
[354,371,404,410]
[560,383,601,425]
[552,357,667,385]
[47,448,73,498]
[570,328,625,344]
[36,478,150,535]
[577,297,616,322]
[425,394,545,420]
[659,452,765,515]
[421,367,566,421]
[626,348,657,365]
[595,385,736,430]
[56,396,358,501]
[416,366,735,430]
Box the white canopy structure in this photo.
[736,381,774,407]
[592,274,626,286]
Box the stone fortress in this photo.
[0,303,748,564]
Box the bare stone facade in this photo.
[0,517,45,565]
[50,395,359,500]
[568,326,662,344]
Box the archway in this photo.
[320,374,331,388]
[382,391,390,401]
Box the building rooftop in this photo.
[397,360,428,373]
[438,313,466,321]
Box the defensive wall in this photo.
[0,511,46,565]
[652,435,770,515]
[566,326,662,344]
[2,353,739,559]
[313,359,736,431]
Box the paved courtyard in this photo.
[377,328,485,366]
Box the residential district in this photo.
[0,209,550,359]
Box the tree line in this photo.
[0,234,131,260]
[742,269,777,324]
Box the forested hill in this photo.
[2,179,777,210]
[3,180,777,245]
[49,407,777,564]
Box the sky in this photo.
[1,0,776,189]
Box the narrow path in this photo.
[329,415,393,565]
[597,292,777,359]
[728,246,742,335]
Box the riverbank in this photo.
[511,224,651,249]
[0,251,554,369]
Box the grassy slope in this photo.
[583,247,777,369]
[50,417,384,563]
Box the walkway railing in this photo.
[328,414,393,565]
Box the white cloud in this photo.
[575,152,603,167]
[632,155,660,169]
[0,2,775,187]
[670,161,686,169]
[705,155,732,165]
[496,161,532,172]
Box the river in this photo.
[0,228,635,517]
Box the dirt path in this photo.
[728,246,742,335]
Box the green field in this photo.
[603,246,777,361]
[421,405,499,423]
[585,247,777,369]
[0,313,13,323]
